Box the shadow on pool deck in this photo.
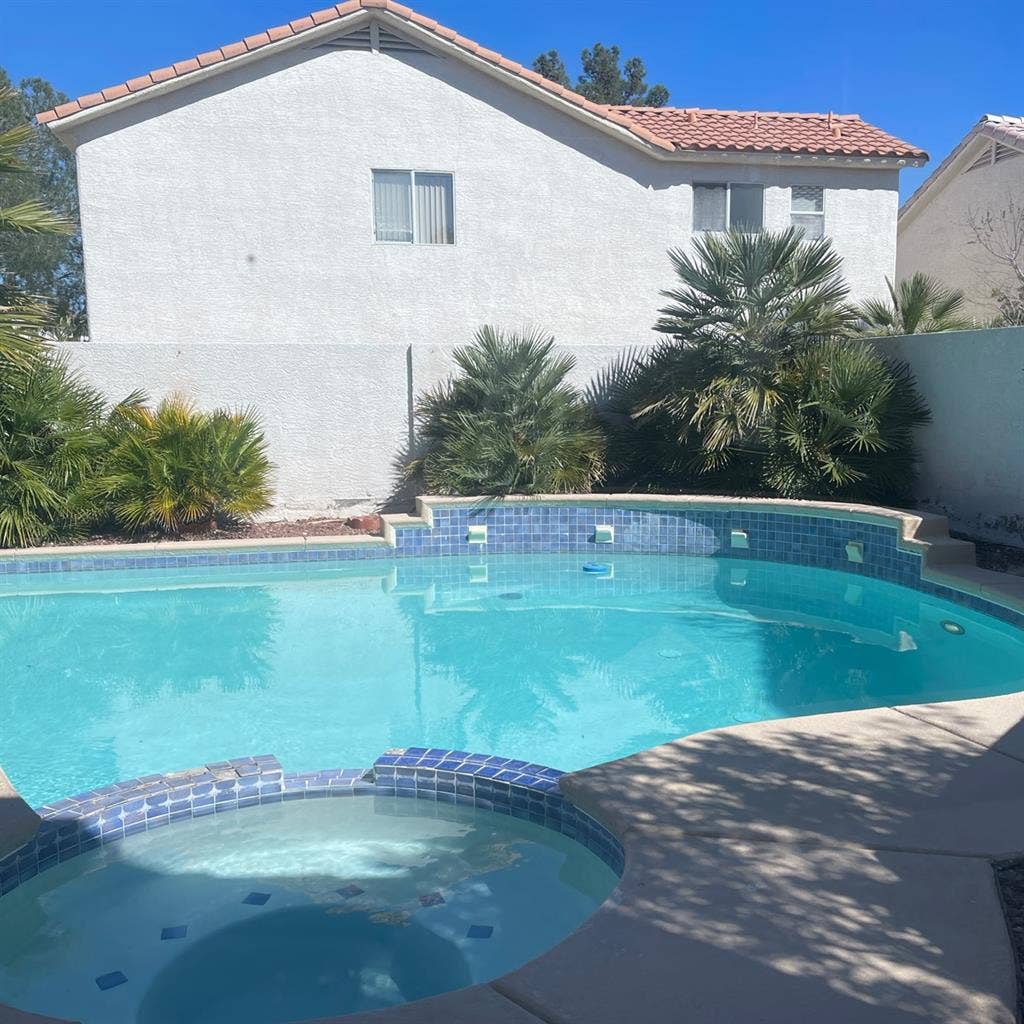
[494,704,1024,1024]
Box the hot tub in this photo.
[0,759,620,1023]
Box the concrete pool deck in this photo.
[331,693,1024,1024]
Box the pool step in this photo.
[921,536,976,567]
[380,512,430,546]
[0,1002,79,1023]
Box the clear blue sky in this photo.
[4,0,1021,200]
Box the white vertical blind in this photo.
[372,170,413,242]
[693,184,727,232]
[413,172,454,244]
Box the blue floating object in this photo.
[582,562,610,574]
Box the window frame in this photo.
[789,184,826,240]
[371,168,457,246]
[692,181,765,234]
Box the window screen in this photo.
[693,184,727,232]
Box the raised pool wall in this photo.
[1,495,1021,626]
[0,751,622,899]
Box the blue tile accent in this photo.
[0,745,621,900]
[161,925,187,940]
[0,500,1018,630]
[467,924,494,938]
[95,971,128,991]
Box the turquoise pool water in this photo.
[0,796,616,1022]
[2,552,1023,807]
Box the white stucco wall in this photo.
[897,143,1024,321]
[64,327,1024,543]
[879,326,1024,546]
[63,340,644,513]
[62,35,901,347]
[64,327,1024,541]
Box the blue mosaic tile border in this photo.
[0,542,391,576]
[371,748,622,872]
[0,500,1020,628]
[0,751,623,900]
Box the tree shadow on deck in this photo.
[522,707,1024,1023]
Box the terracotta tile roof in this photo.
[979,113,1024,149]
[609,107,927,159]
[35,0,926,162]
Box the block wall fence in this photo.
[61,326,1024,546]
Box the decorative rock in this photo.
[344,514,382,533]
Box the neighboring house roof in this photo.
[36,0,926,164]
[899,114,1024,223]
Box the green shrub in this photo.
[0,350,111,546]
[592,230,931,503]
[99,394,273,534]
[409,326,606,495]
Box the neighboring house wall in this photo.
[897,140,1023,321]
[62,44,900,347]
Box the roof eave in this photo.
[669,148,927,168]
[899,119,1024,226]
[44,8,376,139]
[900,127,997,226]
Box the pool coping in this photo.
[1,493,1022,621]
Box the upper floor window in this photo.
[372,169,454,244]
[790,185,825,239]
[693,183,764,233]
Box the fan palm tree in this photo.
[854,273,974,335]
[625,229,856,477]
[589,230,931,500]
[408,326,606,495]
[0,87,73,365]
[656,227,855,352]
[762,340,930,503]
[0,350,108,546]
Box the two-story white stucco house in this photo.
[39,0,927,348]
[897,115,1024,322]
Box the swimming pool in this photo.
[4,549,1023,807]
[0,794,617,1023]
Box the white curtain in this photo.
[373,170,413,242]
[414,173,454,244]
